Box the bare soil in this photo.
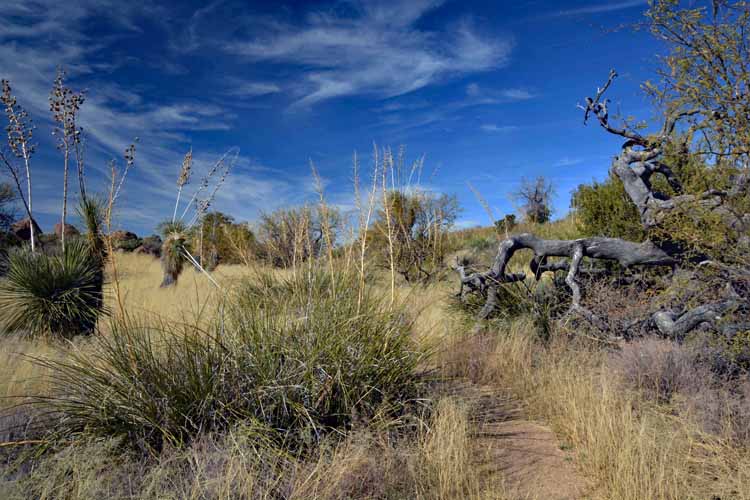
[453,383,590,500]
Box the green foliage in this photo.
[30,270,428,453]
[192,211,257,267]
[574,1,750,256]
[157,220,187,238]
[139,234,162,256]
[725,330,750,362]
[0,182,15,233]
[77,196,106,263]
[572,145,749,260]
[257,205,340,268]
[643,0,750,167]
[466,236,495,252]
[653,146,747,260]
[114,237,142,252]
[372,190,459,282]
[571,175,645,241]
[0,238,106,337]
[0,182,19,275]
[494,214,516,234]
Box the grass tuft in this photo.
[26,269,429,453]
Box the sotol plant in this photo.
[0,238,106,337]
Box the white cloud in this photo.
[374,83,535,134]
[500,88,534,100]
[225,81,281,97]
[552,1,647,17]
[554,157,584,167]
[464,83,534,102]
[0,1,246,233]
[480,124,518,133]
[224,1,513,107]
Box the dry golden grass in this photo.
[443,319,750,500]
[109,252,254,321]
[0,395,510,500]
[3,247,750,499]
[0,336,59,411]
[0,253,505,499]
[0,254,247,410]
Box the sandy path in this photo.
[451,383,590,500]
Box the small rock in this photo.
[11,217,42,241]
[54,222,80,239]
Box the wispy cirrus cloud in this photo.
[0,0,300,232]
[551,1,647,17]
[223,81,282,97]
[223,0,513,107]
[466,83,534,102]
[480,124,518,133]
[553,157,584,167]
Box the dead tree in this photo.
[459,70,749,337]
[514,176,554,224]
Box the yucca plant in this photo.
[0,238,106,337]
[29,270,429,453]
[155,149,236,288]
[158,220,187,287]
[78,196,106,263]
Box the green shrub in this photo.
[192,211,257,265]
[466,236,494,252]
[369,190,459,283]
[114,237,142,252]
[30,270,428,453]
[139,234,162,257]
[571,175,645,241]
[0,238,106,337]
[494,214,516,234]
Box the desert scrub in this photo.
[28,270,429,453]
[0,238,105,337]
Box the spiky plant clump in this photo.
[77,196,106,263]
[0,238,106,337]
[158,220,187,287]
[29,270,429,452]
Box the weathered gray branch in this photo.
[652,300,739,339]
[459,70,748,337]
[472,233,674,321]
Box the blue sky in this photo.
[1,0,668,235]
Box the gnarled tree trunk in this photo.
[459,70,749,337]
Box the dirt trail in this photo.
[451,383,590,500]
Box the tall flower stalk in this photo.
[173,148,192,223]
[160,147,237,288]
[50,68,86,252]
[1,80,36,251]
